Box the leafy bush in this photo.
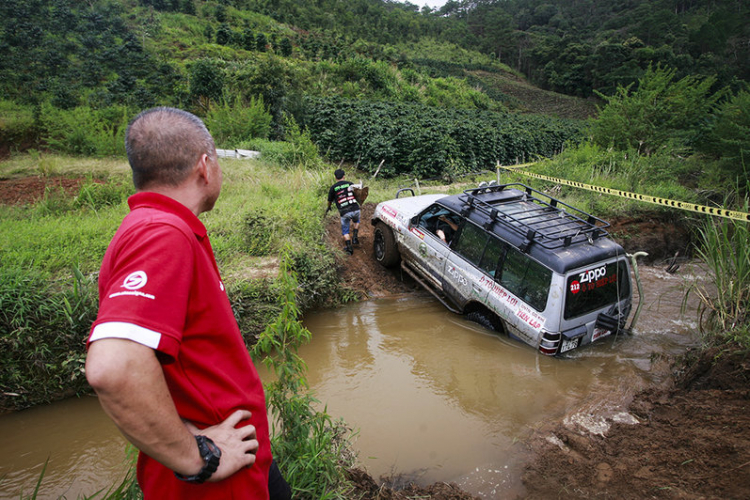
[39,104,131,157]
[229,278,282,347]
[238,118,323,169]
[205,95,273,146]
[0,100,38,152]
[189,58,225,107]
[253,258,352,498]
[589,65,722,156]
[698,89,750,193]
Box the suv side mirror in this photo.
[410,215,419,227]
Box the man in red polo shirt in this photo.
[85,107,289,499]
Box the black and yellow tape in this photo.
[501,163,750,223]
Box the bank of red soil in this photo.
[522,345,750,500]
[0,175,85,205]
[326,203,750,499]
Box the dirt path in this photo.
[326,204,750,500]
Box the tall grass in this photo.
[689,201,750,346]
[0,267,97,411]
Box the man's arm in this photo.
[86,338,258,481]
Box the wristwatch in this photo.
[174,435,222,484]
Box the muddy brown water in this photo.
[0,265,702,499]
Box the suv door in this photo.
[402,204,461,290]
[443,221,506,309]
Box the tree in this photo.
[278,37,293,57]
[189,59,225,110]
[242,28,255,50]
[216,23,232,45]
[589,65,721,155]
[256,32,268,52]
[698,89,750,191]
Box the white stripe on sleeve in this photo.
[89,322,162,349]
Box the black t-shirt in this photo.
[328,180,359,215]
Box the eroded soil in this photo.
[4,178,749,499]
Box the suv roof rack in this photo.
[458,183,610,251]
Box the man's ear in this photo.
[195,154,210,184]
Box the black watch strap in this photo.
[174,435,221,484]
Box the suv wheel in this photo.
[466,310,504,333]
[374,221,400,267]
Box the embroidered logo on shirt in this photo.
[122,271,148,290]
[109,270,155,300]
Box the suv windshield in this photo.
[564,260,630,319]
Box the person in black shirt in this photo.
[326,168,360,255]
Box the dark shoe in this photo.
[343,244,353,255]
[352,237,360,245]
[352,230,359,245]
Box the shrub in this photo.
[302,96,582,178]
[253,258,352,498]
[205,95,273,147]
[589,65,722,156]
[39,104,131,157]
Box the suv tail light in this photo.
[538,329,561,356]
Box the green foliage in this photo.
[235,116,323,169]
[0,267,97,412]
[303,96,583,178]
[189,59,225,107]
[0,101,38,151]
[242,209,277,256]
[229,278,282,347]
[698,89,750,193]
[253,258,352,499]
[589,65,721,156]
[205,95,272,146]
[462,0,750,97]
[39,104,132,157]
[289,246,358,310]
[689,202,750,347]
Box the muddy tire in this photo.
[466,309,504,333]
[373,221,400,268]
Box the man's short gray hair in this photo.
[125,107,216,190]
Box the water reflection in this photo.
[0,396,128,500]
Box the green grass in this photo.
[689,201,750,346]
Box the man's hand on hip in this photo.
[185,410,259,482]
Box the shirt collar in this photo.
[127,192,207,239]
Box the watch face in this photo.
[205,438,222,458]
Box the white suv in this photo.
[371,183,633,356]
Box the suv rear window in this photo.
[498,247,552,312]
[453,223,552,312]
[564,260,630,319]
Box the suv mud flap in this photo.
[401,262,462,314]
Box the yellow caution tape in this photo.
[500,164,750,222]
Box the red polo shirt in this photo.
[88,192,271,499]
